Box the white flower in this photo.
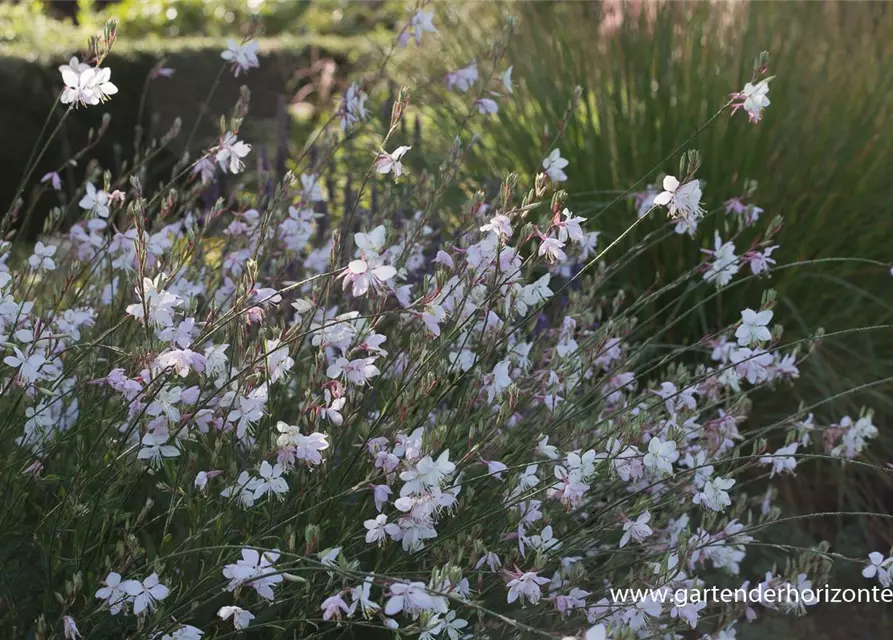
[693,476,735,512]
[735,308,773,346]
[215,133,252,174]
[319,392,346,425]
[620,511,653,547]
[506,571,550,605]
[265,339,294,383]
[365,513,400,544]
[730,347,773,384]
[63,616,81,639]
[87,66,118,103]
[703,232,739,287]
[326,356,381,385]
[59,57,94,106]
[137,429,180,466]
[339,258,397,297]
[125,275,183,328]
[476,98,499,114]
[321,593,350,621]
[253,461,288,501]
[445,61,478,92]
[653,175,705,219]
[502,66,514,94]
[338,83,369,131]
[400,450,455,495]
[4,348,49,384]
[480,214,513,238]
[349,577,381,618]
[120,573,169,616]
[537,436,559,459]
[734,78,771,123]
[643,437,678,475]
[760,442,798,477]
[585,626,607,640]
[79,182,110,218]
[291,431,330,465]
[218,606,255,629]
[221,39,260,76]
[160,625,204,640]
[384,581,447,618]
[220,471,260,508]
[95,571,129,614]
[223,548,283,601]
[355,224,388,255]
[375,146,411,177]
[556,208,586,243]
[538,237,567,263]
[862,552,893,587]
[28,241,58,272]
[440,610,469,640]
[408,8,437,45]
[542,149,569,183]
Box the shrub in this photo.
[0,8,889,640]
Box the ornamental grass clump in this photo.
[0,8,888,640]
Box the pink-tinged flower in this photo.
[731,78,772,123]
[321,593,350,621]
[506,570,550,605]
[743,245,778,275]
[221,39,259,76]
[480,214,513,238]
[153,349,206,378]
[339,259,397,297]
[194,469,223,491]
[40,172,62,191]
[445,61,478,92]
[276,423,330,465]
[374,146,411,177]
[538,237,567,264]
